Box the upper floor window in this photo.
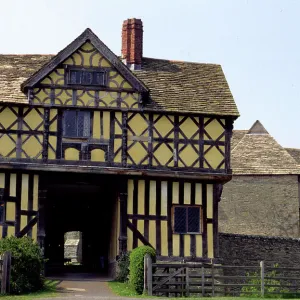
[66,67,107,86]
[63,110,91,138]
[173,205,201,234]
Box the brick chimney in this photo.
[121,18,143,70]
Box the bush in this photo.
[241,264,289,298]
[129,246,156,294]
[0,236,45,294]
[116,251,130,282]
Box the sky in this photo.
[0,0,299,148]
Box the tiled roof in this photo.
[231,121,300,175]
[285,148,300,165]
[0,54,239,116]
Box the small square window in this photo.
[63,110,91,138]
[173,206,201,234]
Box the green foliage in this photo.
[241,264,289,298]
[0,236,45,294]
[129,246,156,294]
[116,251,131,282]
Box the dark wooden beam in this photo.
[118,180,128,255]
[16,217,37,238]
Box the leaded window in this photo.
[63,110,91,138]
[173,206,201,234]
[67,68,107,86]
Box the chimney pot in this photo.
[121,18,143,70]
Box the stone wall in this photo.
[219,232,300,267]
[220,175,300,238]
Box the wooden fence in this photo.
[0,252,11,294]
[144,255,300,297]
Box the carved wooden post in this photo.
[118,182,128,255]
[260,261,265,297]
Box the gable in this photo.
[22,28,147,109]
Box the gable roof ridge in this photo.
[21,28,148,93]
[232,130,247,151]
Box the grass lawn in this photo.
[0,280,60,299]
[108,281,300,300]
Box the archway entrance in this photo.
[43,173,117,276]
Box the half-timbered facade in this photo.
[0,19,239,273]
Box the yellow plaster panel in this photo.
[204,118,225,141]
[178,144,199,167]
[127,180,134,215]
[179,117,199,139]
[173,234,180,256]
[184,182,191,204]
[32,224,37,242]
[195,184,202,205]
[207,184,213,219]
[0,173,5,188]
[127,113,149,137]
[161,221,168,256]
[77,90,95,106]
[0,226,2,238]
[9,174,16,197]
[65,148,80,161]
[172,182,179,204]
[33,88,51,105]
[121,93,139,109]
[21,215,27,232]
[113,139,122,163]
[91,149,105,162]
[48,136,57,159]
[33,175,38,211]
[137,220,144,247]
[138,180,145,215]
[103,111,110,139]
[184,235,191,257]
[204,146,224,169]
[6,202,15,221]
[153,115,174,138]
[153,143,174,167]
[127,227,133,251]
[21,135,43,159]
[99,92,118,107]
[41,69,64,85]
[149,220,156,249]
[49,109,57,131]
[23,108,44,130]
[127,141,148,165]
[21,174,29,210]
[161,181,168,216]
[207,224,214,258]
[0,134,17,158]
[93,112,100,139]
[149,181,156,215]
[0,107,18,130]
[115,113,122,135]
[54,89,72,105]
[196,235,203,257]
[7,226,15,237]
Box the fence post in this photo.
[211,262,215,297]
[1,251,11,294]
[201,266,205,297]
[186,267,190,297]
[260,261,265,298]
[146,255,152,296]
[143,254,148,295]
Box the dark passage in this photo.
[43,173,116,276]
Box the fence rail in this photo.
[144,255,300,297]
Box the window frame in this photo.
[172,205,202,235]
[65,66,108,87]
[63,109,91,139]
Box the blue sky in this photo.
[0,0,299,147]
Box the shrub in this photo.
[116,251,130,282]
[241,264,289,298]
[0,236,45,294]
[129,246,156,294]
